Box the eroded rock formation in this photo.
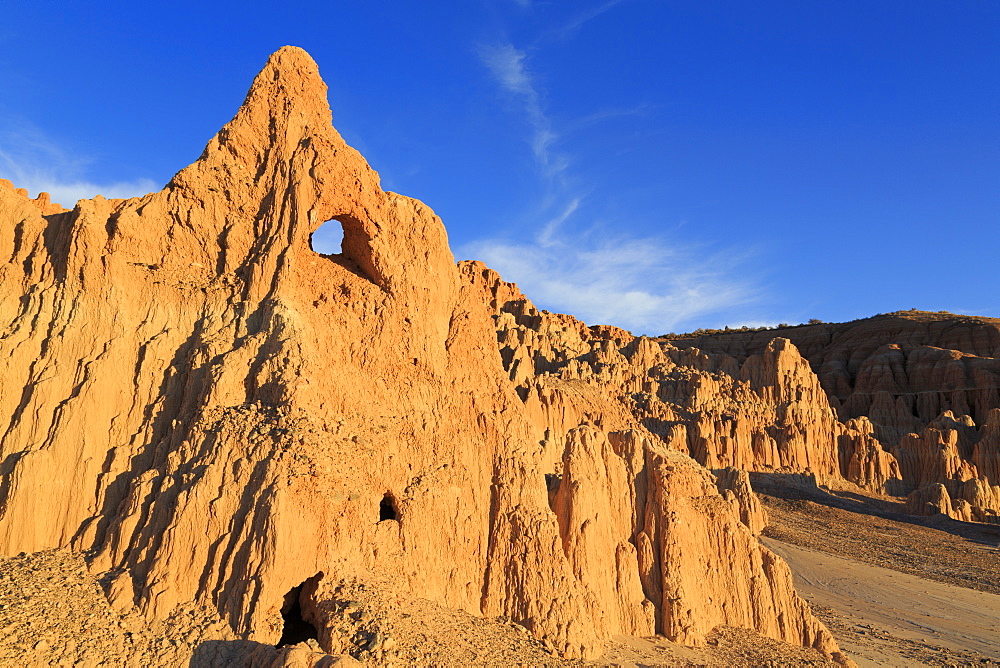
[472,264,900,494]
[0,179,69,215]
[471,267,1000,524]
[897,412,1000,523]
[667,314,1000,522]
[0,47,850,664]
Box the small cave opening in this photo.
[545,473,561,512]
[277,582,319,648]
[309,218,345,256]
[379,492,398,521]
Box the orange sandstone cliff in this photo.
[0,47,851,664]
[476,269,999,525]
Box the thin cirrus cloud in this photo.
[461,233,761,335]
[468,21,764,334]
[477,42,565,181]
[547,0,629,41]
[0,122,157,207]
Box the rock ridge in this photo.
[664,313,1000,522]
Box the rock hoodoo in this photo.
[0,47,853,663]
[473,267,1000,526]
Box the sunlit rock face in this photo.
[474,264,901,494]
[0,47,851,663]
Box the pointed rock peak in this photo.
[766,337,793,353]
[168,45,348,198]
[241,46,328,114]
[267,45,320,72]
[221,45,335,148]
[159,46,400,290]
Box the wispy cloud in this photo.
[474,4,764,334]
[563,104,653,134]
[460,231,761,334]
[549,0,628,41]
[538,197,580,247]
[0,121,156,207]
[478,42,566,180]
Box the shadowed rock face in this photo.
[0,47,848,663]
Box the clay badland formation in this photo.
[664,313,1000,523]
[0,47,997,666]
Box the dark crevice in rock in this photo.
[277,581,319,647]
[379,492,398,522]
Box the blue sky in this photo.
[1,1,997,334]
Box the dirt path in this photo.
[758,489,1000,596]
[762,537,1000,666]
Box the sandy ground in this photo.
[764,537,1000,666]
[0,548,839,667]
[756,479,1000,666]
[757,482,1000,597]
[595,626,837,666]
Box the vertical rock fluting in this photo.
[0,47,850,662]
[896,411,1000,523]
[548,426,842,659]
[465,264,851,661]
[0,47,597,655]
[665,312,1000,433]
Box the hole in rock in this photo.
[308,213,381,286]
[309,218,345,255]
[277,582,319,647]
[379,492,398,521]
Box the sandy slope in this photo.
[0,546,841,667]
[762,537,1000,666]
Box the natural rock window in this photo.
[379,492,398,521]
[277,581,319,647]
[309,214,381,286]
[310,218,345,255]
